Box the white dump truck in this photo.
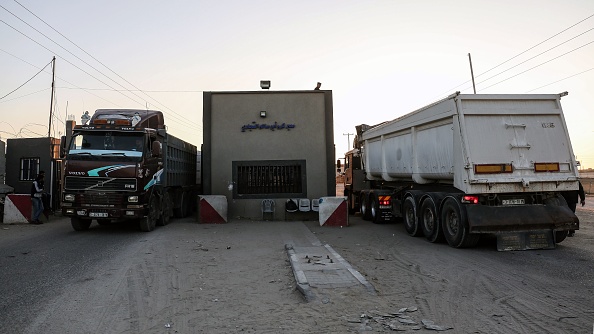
[342,92,580,250]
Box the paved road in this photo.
[1,208,593,333]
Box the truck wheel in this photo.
[441,198,479,248]
[360,194,371,220]
[420,197,444,243]
[370,195,382,224]
[555,230,568,243]
[157,192,172,226]
[140,197,158,232]
[346,191,357,215]
[97,219,111,226]
[173,192,187,218]
[403,196,422,236]
[71,217,91,231]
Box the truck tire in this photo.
[173,191,187,218]
[420,197,444,243]
[71,217,91,231]
[441,198,479,248]
[403,196,422,236]
[157,192,172,226]
[360,194,371,220]
[97,219,111,226]
[139,197,158,232]
[370,195,382,224]
[346,191,357,215]
[555,230,569,243]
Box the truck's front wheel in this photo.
[346,190,357,215]
[555,230,569,243]
[441,198,479,248]
[140,197,158,232]
[71,217,91,231]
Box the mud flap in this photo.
[496,230,555,251]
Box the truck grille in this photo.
[80,193,122,206]
[65,176,137,192]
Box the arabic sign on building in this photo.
[241,121,296,132]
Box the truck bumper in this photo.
[466,204,579,233]
[62,207,145,220]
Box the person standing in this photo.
[30,171,45,224]
[562,181,586,237]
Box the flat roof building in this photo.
[202,89,336,220]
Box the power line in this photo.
[432,12,594,99]
[1,21,202,138]
[475,27,594,88]
[1,3,150,107]
[526,67,594,93]
[0,19,147,107]
[476,13,594,79]
[480,40,594,91]
[11,0,202,132]
[57,87,205,93]
[0,58,52,100]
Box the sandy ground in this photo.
[2,200,593,333]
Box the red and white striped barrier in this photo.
[3,194,47,224]
[197,195,227,224]
[318,196,348,227]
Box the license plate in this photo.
[502,199,525,205]
[89,212,108,218]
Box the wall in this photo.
[5,137,60,194]
[203,90,335,220]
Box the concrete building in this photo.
[202,89,336,220]
[5,137,61,209]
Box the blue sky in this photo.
[1,0,594,168]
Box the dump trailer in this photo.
[61,109,198,232]
[343,92,580,250]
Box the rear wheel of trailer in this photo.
[441,198,479,248]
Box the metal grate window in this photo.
[233,160,306,199]
[20,158,39,181]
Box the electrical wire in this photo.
[0,58,52,100]
[432,13,594,99]
[11,0,203,133]
[476,27,594,87]
[526,67,594,93]
[0,19,149,107]
[480,40,594,91]
[0,49,122,107]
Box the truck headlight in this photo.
[64,194,75,202]
[128,195,139,203]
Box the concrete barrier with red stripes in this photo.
[318,196,348,227]
[3,194,48,224]
[197,195,228,224]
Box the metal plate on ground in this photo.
[497,230,555,251]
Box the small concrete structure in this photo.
[318,197,348,227]
[197,195,227,224]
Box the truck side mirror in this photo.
[337,159,341,169]
[60,136,67,158]
[152,141,162,157]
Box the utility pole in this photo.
[48,56,55,140]
[47,56,56,213]
[343,133,354,151]
[468,53,476,94]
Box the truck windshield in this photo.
[68,132,145,159]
